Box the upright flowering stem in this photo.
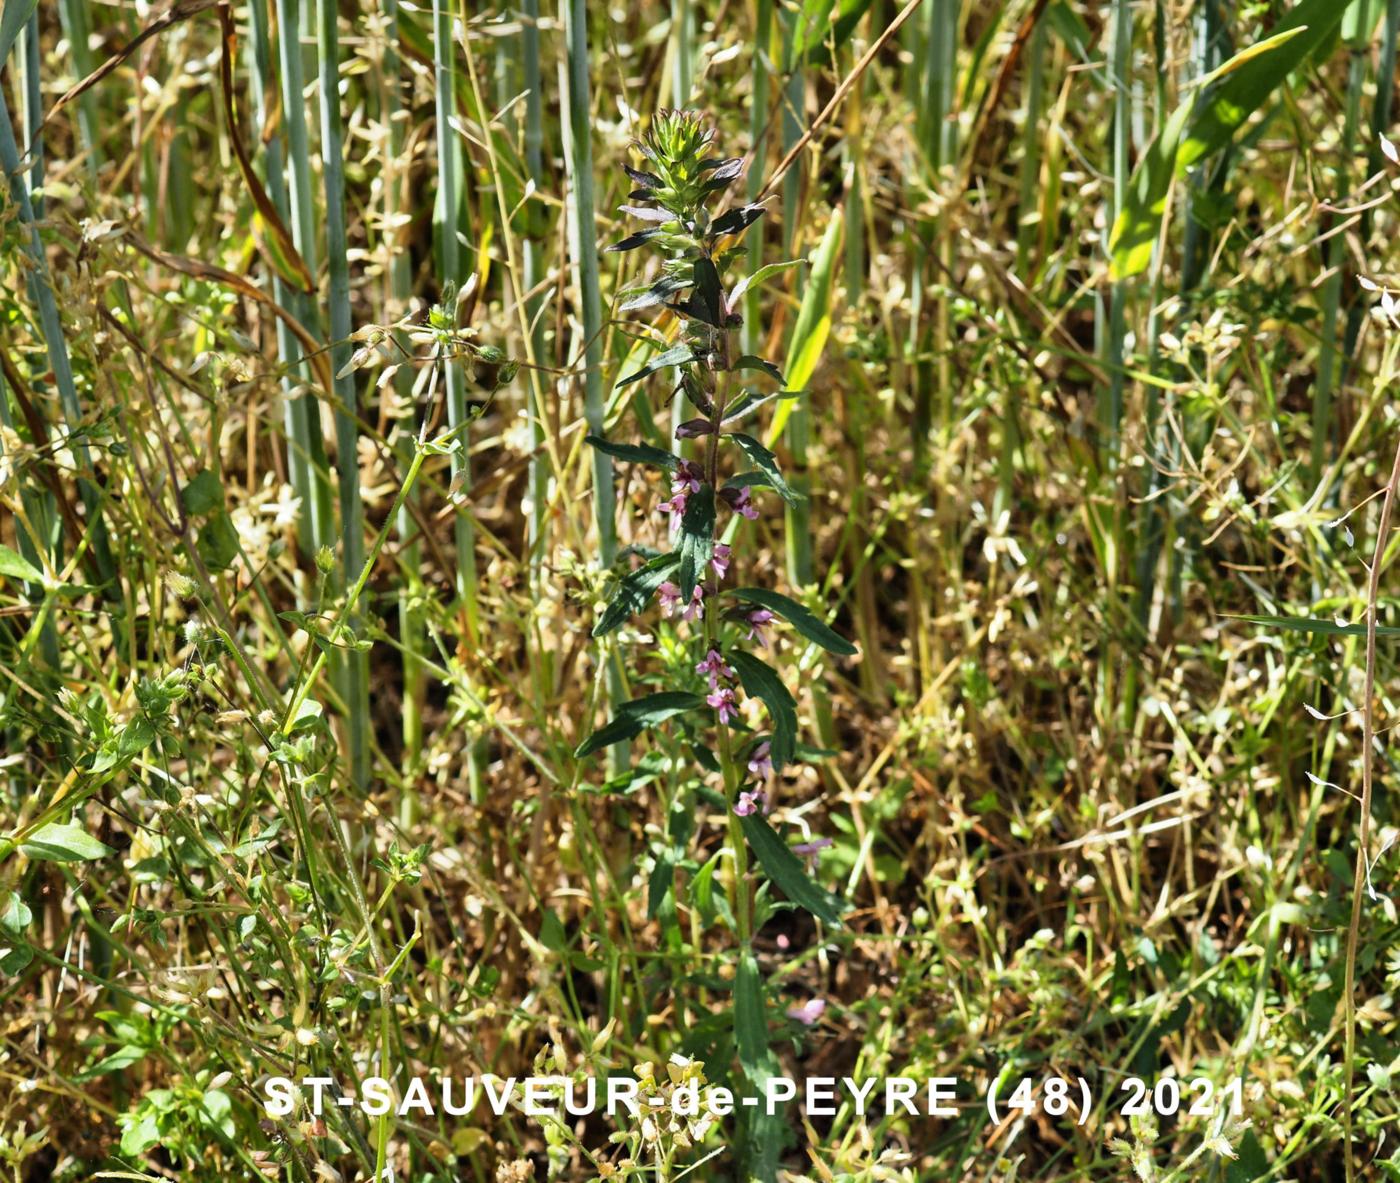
[701,346,752,944]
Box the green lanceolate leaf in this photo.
[727,433,801,504]
[712,203,766,238]
[738,811,845,926]
[618,274,691,312]
[0,544,43,584]
[20,821,115,864]
[677,485,715,601]
[731,588,857,655]
[729,650,797,770]
[181,468,225,516]
[593,552,680,636]
[734,355,785,384]
[1109,0,1358,278]
[616,343,694,388]
[0,0,39,64]
[734,950,771,1071]
[575,691,705,758]
[585,435,679,470]
[728,260,800,306]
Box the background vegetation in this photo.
[2,0,1400,1179]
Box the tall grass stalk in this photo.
[274,0,334,560]
[521,0,550,582]
[560,0,624,764]
[433,0,479,640]
[317,0,370,790]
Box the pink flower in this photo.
[745,608,775,646]
[695,647,735,689]
[672,460,704,495]
[711,543,731,579]
[792,837,832,857]
[658,492,688,526]
[707,686,739,724]
[681,585,704,622]
[722,486,760,520]
[658,581,682,616]
[786,998,826,1025]
[746,740,772,779]
[734,789,765,817]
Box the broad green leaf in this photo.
[1110,0,1359,279]
[575,691,705,758]
[585,434,679,470]
[181,468,225,516]
[21,821,115,864]
[729,651,797,771]
[691,850,734,929]
[0,543,42,584]
[728,260,800,306]
[616,343,693,388]
[677,485,715,601]
[738,812,846,926]
[0,891,30,936]
[1231,614,1400,638]
[727,433,801,505]
[731,587,857,655]
[647,848,675,920]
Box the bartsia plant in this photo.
[574,110,858,942]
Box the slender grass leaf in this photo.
[729,260,800,306]
[728,433,801,504]
[731,587,857,655]
[593,552,679,636]
[770,209,843,445]
[575,691,705,757]
[677,485,716,600]
[738,812,845,926]
[617,344,693,388]
[729,651,797,770]
[1231,614,1400,638]
[21,821,114,864]
[0,0,38,64]
[1110,0,1359,278]
[585,435,679,470]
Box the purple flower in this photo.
[707,686,739,725]
[711,543,731,579]
[744,608,775,646]
[696,647,735,689]
[722,486,760,521]
[792,837,832,857]
[658,581,682,617]
[734,789,765,817]
[672,460,704,495]
[786,998,827,1026]
[746,741,773,779]
[681,585,704,622]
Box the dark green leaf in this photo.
[734,355,785,384]
[585,434,678,470]
[727,433,801,504]
[181,468,224,516]
[734,951,770,1071]
[0,0,40,65]
[619,274,691,312]
[731,587,857,655]
[677,485,715,601]
[729,651,797,770]
[693,256,724,326]
[623,164,662,189]
[648,849,676,920]
[711,204,766,238]
[593,553,680,636]
[616,344,694,388]
[738,812,846,926]
[605,228,663,253]
[575,691,705,758]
